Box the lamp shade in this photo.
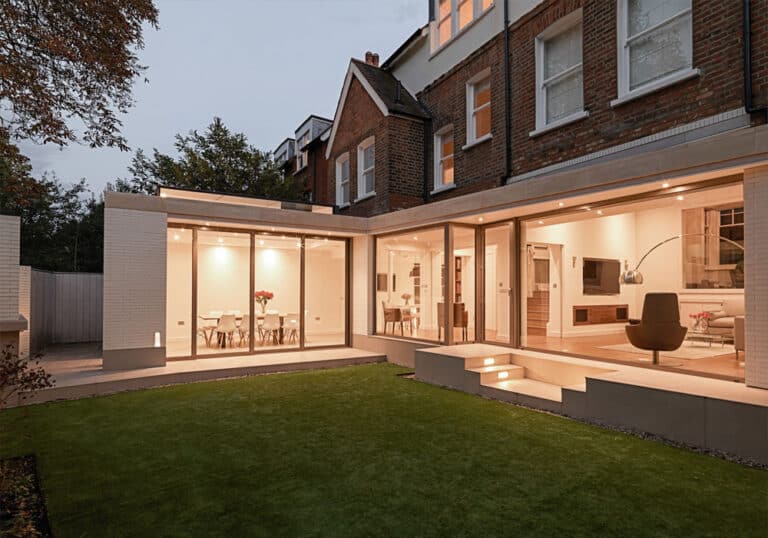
[619,269,644,285]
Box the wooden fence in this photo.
[29,270,102,352]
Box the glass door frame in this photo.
[169,222,350,360]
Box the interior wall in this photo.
[254,245,300,315]
[197,242,250,318]
[305,240,346,336]
[166,238,192,352]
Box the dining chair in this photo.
[261,313,281,345]
[216,314,238,348]
[237,314,250,347]
[285,313,299,344]
[197,315,216,347]
[382,301,404,335]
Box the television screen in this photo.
[583,258,621,295]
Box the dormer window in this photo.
[433,0,494,52]
[296,131,310,171]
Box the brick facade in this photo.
[418,33,507,200]
[509,0,767,176]
[330,77,426,217]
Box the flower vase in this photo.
[260,303,266,315]
[693,317,708,333]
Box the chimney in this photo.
[365,51,380,67]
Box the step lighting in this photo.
[498,371,509,380]
[483,358,495,366]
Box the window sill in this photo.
[429,4,495,61]
[354,192,376,203]
[529,111,589,138]
[611,68,701,108]
[462,133,492,151]
[430,183,456,196]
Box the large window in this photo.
[451,226,476,343]
[305,238,347,347]
[484,223,513,344]
[617,0,694,100]
[467,71,491,145]
[357,137,375,199]
[336,153,350,206]
[167,228,192,357]
[535,11,585,132]
[296,131,310,170]
[434,126,455,191]
[434,0,494,50]
[167,226,349,359]
[196,230,251,356]
[376,227,446,342]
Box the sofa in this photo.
[707,296,745,338]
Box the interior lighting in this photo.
[662,182,670,188]
[173,234,180,241]
[538,220,544,225]
[558,202,565,207]
[597,210,603,215]
[478,217,484,223]
[676,195,685,201]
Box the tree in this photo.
[0,0,159,150]
[116,117,301,200]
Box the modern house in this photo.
[100,1,768,461]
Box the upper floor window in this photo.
[434,126,455,191]
[466,70,491,145]
[335,153,350,206]
[296,132,310,170]
[357,137,375,199]
[434,0,494,51]
[616,0,694,101]
[534,11,585,133]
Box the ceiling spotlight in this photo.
[478,217,484,223]
[205,222,211,226]
[662,182,670,189]
[585,207,592,211]
[597,210,603,215]
[413,236,418,241]
[558,202,565,207]
[677,195,685,201]
[538,220,544,225]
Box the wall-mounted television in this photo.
[583,258,621,295]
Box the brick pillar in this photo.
[744,166,768,389]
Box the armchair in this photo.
[626,293,688,365]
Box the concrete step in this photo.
[465,354,511,369]
[482,378,563,403]
[467,364,525,384]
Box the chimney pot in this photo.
[365,51,379,67]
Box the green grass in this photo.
[0,363,766,537]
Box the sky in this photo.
[20,0,425,192]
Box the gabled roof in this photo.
[325,59,429,159]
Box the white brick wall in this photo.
[0,215,20,321]
[103,208,167,351]
[19,266,30,357]
[744,166,768,389]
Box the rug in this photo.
[598,342,735,360]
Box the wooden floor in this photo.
[525,332,745,382]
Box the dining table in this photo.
[199,312,291,347]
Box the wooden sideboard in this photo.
[573,304,629,326]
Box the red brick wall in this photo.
[417,33,507,200]
[509,0,765,176]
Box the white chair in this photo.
[216,314,238,348]
[261,313,281,345]
[285,313,299,344]
[237,314,250,347]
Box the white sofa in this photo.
[707,297,745,338]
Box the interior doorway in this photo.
[525,243,563,339]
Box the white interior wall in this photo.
[166,238,192,350]
[305,241,346,336]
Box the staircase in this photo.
[415,346,611,415]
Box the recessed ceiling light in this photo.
[662,182,670,189]
[478,217,484,223]
[677,195,685,201]
[558,202,565,207]
[205,222,211,226]
[538,220,544,225]
[597,210,603,215]
[413,236,418,241]
[585,207,592,211]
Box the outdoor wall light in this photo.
[498,371,509,380]
[483,357,495,366]
[620,233,745,285]
[154,332,161,348]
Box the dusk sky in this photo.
[20,0,425,192]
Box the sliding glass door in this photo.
[168,225,349,359]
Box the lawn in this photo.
[0,363,766,537]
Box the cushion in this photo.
[709,317,735,329]
[723,297,745,316]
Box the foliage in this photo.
[0,364,765,536]
[0,346,53,410]
[113,117,302,200]
[0,0,158,150]
[0,456,51,537]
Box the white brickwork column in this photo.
[103,207,167,369]
[744,166,768,389]
[0,215,24,352]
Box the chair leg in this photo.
[652,350,660,365]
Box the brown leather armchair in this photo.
[626,293,688,365]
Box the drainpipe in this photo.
[423,116,433,203]
[744,0,768,118]
[502,0,512,185]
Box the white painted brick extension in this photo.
[103,208,167,351]
[744,166,768,389]
[19,266,30,357]
[0,215,20,322]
